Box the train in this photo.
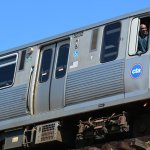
[0,8,150,149]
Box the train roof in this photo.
[0,7,150,55]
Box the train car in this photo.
[0,8,150,149]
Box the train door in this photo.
[125,17,150,100]
[34,44,55,114]
[34,40,70,114]
[50,40,70,110]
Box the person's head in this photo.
[140,24,148,36]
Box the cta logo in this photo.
[130,64,143,79]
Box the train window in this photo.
[55,44,69,79]
[0,54,17,89]
[100,22,121,63]
[90,28,99,51]
[129,17,150,56]
[19,50,26,70]
[137,18,149,55]
[39,49,52,83]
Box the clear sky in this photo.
[0,0,150,52]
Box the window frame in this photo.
[0,53,18,90]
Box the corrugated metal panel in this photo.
[65,60,125,105]
[0,84,28,121]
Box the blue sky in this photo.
[0,0,150,52]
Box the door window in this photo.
[39,49,52,83]
[55,44,69,79]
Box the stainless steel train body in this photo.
[0,8,150,149]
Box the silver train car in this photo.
[1,8,150,149]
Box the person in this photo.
[137,23,149,55]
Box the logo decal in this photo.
[130,64,143,79]
[73,49,79,58]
